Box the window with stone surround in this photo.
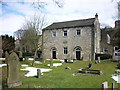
[64,47,68,54]
[63,31,67,36]
[76,30,81,36]
[52,31,56,37]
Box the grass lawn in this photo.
[1,60,119,88]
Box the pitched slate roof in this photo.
[45,18,95,30]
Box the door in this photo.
[52,50,56,59]
[76,48,81,60]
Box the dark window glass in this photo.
[64,31,67,36]
[64,47,68,54]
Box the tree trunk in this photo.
[32,49,37,66]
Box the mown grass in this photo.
[13,60,119,88]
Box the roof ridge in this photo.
[53,18,95,24]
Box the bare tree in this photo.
[20,14,46,66]
[117,1,120,20]
[112,0,120,20]
[14,29,26,40]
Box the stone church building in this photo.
[42,14,101,61]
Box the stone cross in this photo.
[50,58,53,68]
[37,69,41,78]
[102,81,108,90]
[7,51,22,88]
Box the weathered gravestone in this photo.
[37,69,41,78]
[5,51,9,63]
[98,57,101,63]
[50,58,53,68]
[7,51,22,88]
[102,81,108,90]
[19,51,23,61]
[112,81,115,90]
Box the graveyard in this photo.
[1,57,119,88]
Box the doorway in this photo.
[52,48,56,59]
[75,48,81,60]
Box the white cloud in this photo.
[0,14,24,36]
[44,0,116,27]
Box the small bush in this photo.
[22,52,34,57]
[95,54,112,60]
[117,63,120,69]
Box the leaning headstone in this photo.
[65,67,71,70]
[7,52,22,88]
[5,51,9,63]
[98,57,101,63]
[50,58,53,68]
[86,63,92,69]
[37,69,41,78]
[102,81,108,90]
[95,60,98,64]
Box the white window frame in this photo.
[52,31,56,37]
[63,47,68,54]
[76,29,81,36]
[63,31,67,36]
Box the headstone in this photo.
[64,59,67,63]
[7,52,22,88]
[98,57,100,63]
[25,57,28,61]
[5,51,9,63]
[73,59,76,63]
[95,60,98,64]
[37,69,41,78]
[67,54,71,62]
[86,63,92,69]
[50,58,53,68]
[65,67,71,70]
[19,51,23,61]
[102,81,108,90]
[112,81,115,90]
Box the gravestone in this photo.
[65,67,71,70]
[98,57,100,63]
[86,63,92,69]
[64,59,68,63]
[102,81,108,90]
[19,51,23,61]
[95,60,98,64]
[67,54,71,62]
[5,51,9,63]
[50,58,53,68]
[37,69,41,78]
[112,81,115,90]
[7,51,22,88]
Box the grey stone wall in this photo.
[43,26,93,61]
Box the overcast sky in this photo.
[0,0,119,36]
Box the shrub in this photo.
[22,52,34,57]
[117,63,120,69]
[95,54,112,60]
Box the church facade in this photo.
[42,14,101,61]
